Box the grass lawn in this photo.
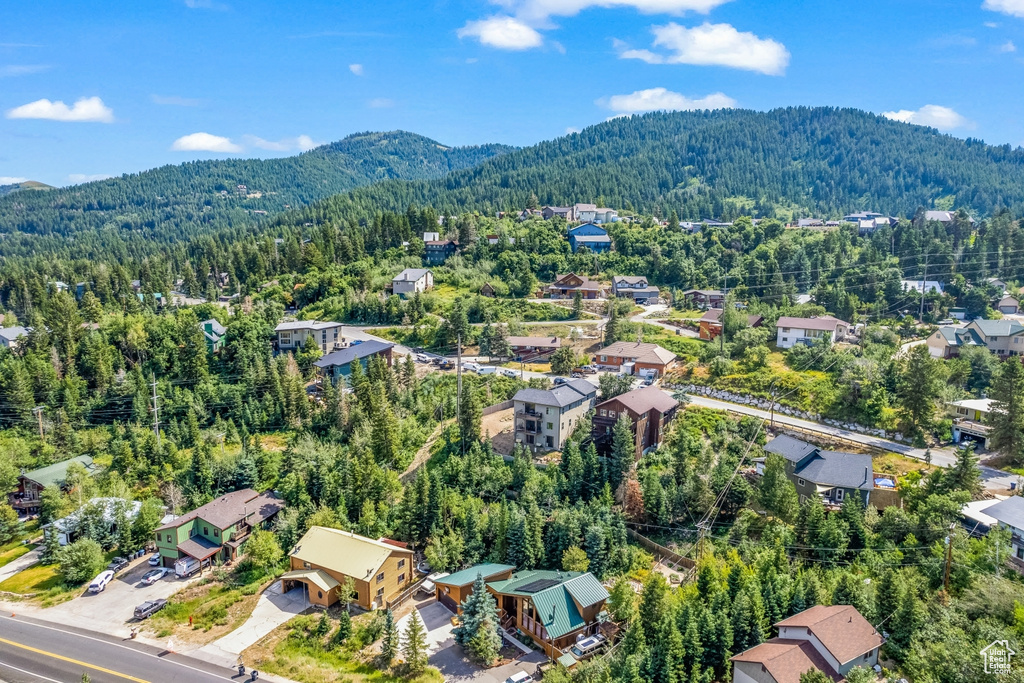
[0,543,35,569]
[873,451,936,477]
[661,309,705,320]
[0,562,63,595]
[245,612,443,683]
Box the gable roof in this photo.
[970,319,1024,337]
[764,434,819,463]
[314,340,394,369]
[487,570,609,640]
[155,489,283,532]
[507,336,561,349]
[513,379,596,408]
[700,309,763,326]
[435,563,515,588]
[998,296,1020,307]
[393,268,430,282]
[612,276,648,286]
[598,341,676,365]
[200,319,226,336]
[936,326,986,347]
[599,385,678,415]
[986,495,1024,530]
[731,639,840,683]
[775,315,848,332]
[275,320,343,332]
[290,526,412,583]
[0,326,29,343]
[21,455,96,489]
[776,604,884,664]
[551,273,603,291]
[796,450,873,491]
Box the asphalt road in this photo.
[0,613,240,683]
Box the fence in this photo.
[626,527,695,571]
[386,576,428,611]
[482,399,514,416]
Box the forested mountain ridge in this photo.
[0,131,512,252]
[293,107,1024,226]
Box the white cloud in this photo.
[882,105,972,131]
[600,87,736,113]
[566,126,581,134]
[499,0,730,24]
[457,16,544,50]
[985,20,1000,27]
[618,22,790,75]
[999,39,1017,52]
[6,96,114,122]
[983,0,1024,18]
[0,65,50,77]
[243,135,319,152]
[184,0,229,9]
[67,173,112,184]
[349,63,364,76]
[0,177,28,185]
[151,94,201,106]
[368,97,395,108]
[170,132,243,153]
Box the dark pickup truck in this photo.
[134,598,167,620]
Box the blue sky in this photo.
[3,0,1024,186]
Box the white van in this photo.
[174,556,209,578]
[463,362,481,373]
[477,366,497,376]
[570,634,607,660]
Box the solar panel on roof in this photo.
[519,578,561,593]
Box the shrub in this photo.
[56,538,105,586]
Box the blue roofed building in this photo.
[568,223,612,253]
[764,434,873,507]
[314,340,395,384]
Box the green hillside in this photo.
[0,131,511,248]
[295,107,1024,225]
[0,180,54,197]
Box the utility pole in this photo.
[150,372,161,447]
[32,406,44,441]
[457,335,464,456]
[919,253,929,323]
[943,523,955,592]
[696,521,711,562]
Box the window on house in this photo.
[377,572,385,583]
[214,529,219,537]
[835,489,845,501]
[376,587,385,597]
[798,479,805,487]
[203,527,209,536]
[398,573,406,584]
[397,559,405,569]
[599,409,607,417]
[609,411,616,419]
[1018,547,1024,560]
[547,422,553,430]
[600,355,607,362]
[782,327,790,333]
[782,338,788,343]
[280,332,291,346]
[303,561,311,569]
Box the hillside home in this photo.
[486,569,609,659]
[50,497,142,546]
[512,379,597,452]
[0,326,29,350]
[281,526,415,611]
[434,563,515,612]
[542,206,574,221]
[699,309,764,341]
[593,208,618,224]
[949,398,993,448]
[548,273,606,300]
[424,239,457,265]
[928,319,1024,358]
[153,489,284,568]
[901,279,946,295]
[731,605,883,683]
[480,282,497,298]
[200,319,226,353]
[593,341,677,377]
[680,289,725,309]
[926,325,986,358]
[998,296,1020,315]
[592,386,679,458]
[775,316,849,349]
[572,203,598,223]
[985,496,1024,568]
[568,224,612,254]
[611,276,660,304]
[988,278,1009,295]
[507,336,561,361]
[391,268,433,297]
[275,320,345,354]
[314,340,394,384]
[764,434,873,506]
[8,455,98,516]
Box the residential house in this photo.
[796,218,824,228]
[611,276,660,304]
[731,605,883,683]
[517,209,541,221]
[542,206,574,221]
[934,319,1024,358]
[949,398,993,448]
[8,455,98,516]
[391,268,433,297]
[0,326,29,350]
[572,203,598,223]
[50,497,143,546]
[200,319,226,353]
[422,231,440,242]
[547,273,606,300]
[512,379,597,452]
[153,488,284,568]
[568,224,611,254]
[485,569,609,659]
[680,289,725,309]
[434,563,515,612]
[984,496,1024,568]
[281,526,415,611]
[507,336,561,361]
[901,279,946,295]
[774,316,849,349]
[998,296,1020,315]
[699,309,764,341]
[480,282,497,298]
[988,278,1009,295]
[424,240,458,265]
[592,386,679,458]
[314,340,394,384]
[926,325,987,358]
[593,341,677,377]
[274,320,345,354]
[593,208,618,224]
[764,434,873,506]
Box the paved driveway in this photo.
[0,547,40,584]
[195,582,308,667]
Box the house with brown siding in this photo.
[592,386,679,458]
[593,341,676,377]
[281,526,415,611]
[507,336,561,360]
[548,273,606,300]
[698,309,764,341]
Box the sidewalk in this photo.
[0,547,40,584]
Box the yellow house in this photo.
[281,526,414,611]
[949,398,993,448]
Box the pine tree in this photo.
[402,610,428,674]
[330,611,351,648]
[758,453,798,523]
[609,414,635,494]
[453,575,502,664]
[315,610,331,638]
[897,345,941,439]
[572,290,583,319]
[944,443,982,495]
[381,609,398,664]
[458,383,481,447]
[988,358,1024,462]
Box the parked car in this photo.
[417,560,431,574]
[140,568,169,586]
[148,552,162,567]
[571,372,583,379]
[574,365,597,375]
[553,377,569,385]
[438,359,455,370]
[505,672,535,683]
[88,570,115,593]
[463,362,481,373]
[477,366,497,375]
[107,557,130,574]
[570,634,607,660]
[174,556,206,578]
[133,598,168,620]
[415,354,430,363]
[500,368,518,378]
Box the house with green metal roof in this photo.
[458,567,610,659]
[8,455,97,516]
[434,563,514,612]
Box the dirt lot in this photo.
[482,407,515,455]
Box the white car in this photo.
[140,568,170,586]
[148,552,162,566]
[500,368,518,378]
[88,570,115,593]
[505,672,535,683]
